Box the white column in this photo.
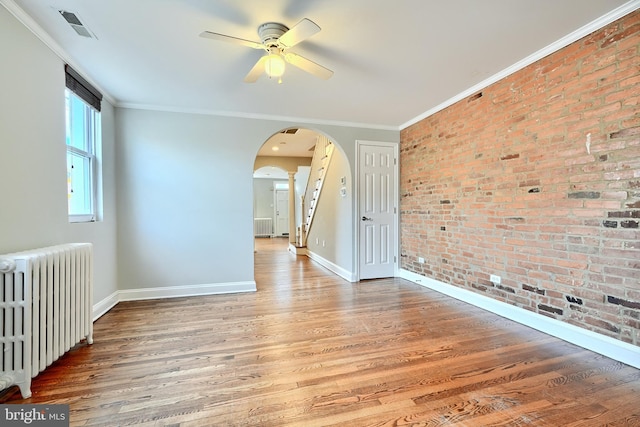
[288,172,296,245]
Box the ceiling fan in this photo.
[200,18,333,83]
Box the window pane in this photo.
[67,151,92,215]
[66,91,89,151]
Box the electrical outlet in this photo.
[490,274,501,285]
[418,257,425,264]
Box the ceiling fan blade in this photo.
[199,31,264,50]
[278,18,320,48]
[244,56,268,83]
[284,52,333,80]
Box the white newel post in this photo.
[288,172,296,245]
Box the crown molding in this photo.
[401,0,640,130]
[117,102,399,131]
[1,0,117,106]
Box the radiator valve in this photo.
[0,258,16,273]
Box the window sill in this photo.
[69,215,96,223]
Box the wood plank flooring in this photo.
[3,237,640,426]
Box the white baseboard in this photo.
[92,281,256,319]
[398,269,640,369]
[118,281,257,301]
[306,250,357,282]
[93,291,119,321]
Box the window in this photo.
[274,181,289,190]
[64,65,102,222]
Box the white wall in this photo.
[0,6,118,308]
[115,108,398,292]
[253,178,279,230]
[1,4,399,305]
[294,166,311,229]
[306,145,353,274]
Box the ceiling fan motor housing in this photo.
[258,22,289,47]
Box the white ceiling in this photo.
[254,128,317,179]
[258,128,318,157]
[4,0,636,132]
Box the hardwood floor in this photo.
[3,237,640,426]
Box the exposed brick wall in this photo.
[400,11,640,345]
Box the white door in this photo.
[358,142,396,279]
[275,189,289,236]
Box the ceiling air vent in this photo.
[281,128,298,135]
[59,10,93,38]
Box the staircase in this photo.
[298,135,334,248]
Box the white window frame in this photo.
[66,89,100,223]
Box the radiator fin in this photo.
[254,218,273,237]
[0,243,93,399]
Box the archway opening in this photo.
[252,126,355,282]
[253,128,315,247]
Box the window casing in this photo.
[66,89,100,222]
[64,64,102,223]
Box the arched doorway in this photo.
[252,127,355,282]
[253,127,315,247]
[252,165,291,239]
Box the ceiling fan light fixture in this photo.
[264,53,285,81]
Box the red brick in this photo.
[400,10,640,345]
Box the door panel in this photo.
[275,189,289,236]
[359,143,396,279]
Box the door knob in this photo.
[361,216,373,221]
